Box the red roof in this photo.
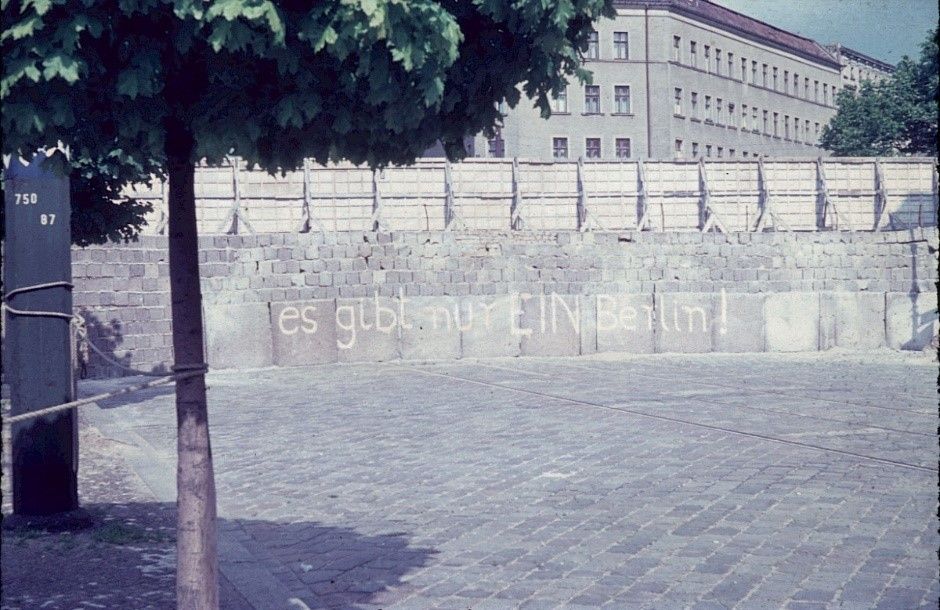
[615,0,840,68]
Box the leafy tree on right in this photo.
[822,28,937,157]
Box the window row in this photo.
[671,35,838,106]
[585,30,630,60]
[675,140,772,160]
[551,85,632,115]
[550,137,633,160]
[673,88,822,144]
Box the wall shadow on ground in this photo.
[2,501,436,610]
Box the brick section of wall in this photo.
[72,228,938,377]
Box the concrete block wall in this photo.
[71,228,939,377]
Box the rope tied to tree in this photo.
[2,281,208,425]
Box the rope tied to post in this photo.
[2,281,208,425]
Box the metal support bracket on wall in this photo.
[370,169,387,232]
[636,159,651,231]
[816,157,846,231]
[510,157,524,230]
[298,158,326,234]
[576,157,603,232]
[698,159,726,233]
[153,179,169,235]
[216,156,256,235]
[872,159,890,231]
[753,155,788,232]
[443,160,466,231]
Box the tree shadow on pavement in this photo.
[1,501,436,610]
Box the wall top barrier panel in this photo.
[121,157,937,235]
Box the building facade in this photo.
[824,44,895,92]
[474,0,845,161]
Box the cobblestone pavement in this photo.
[1,416,252,609]
[66,353,940,608]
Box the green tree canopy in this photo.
[822,28,938,156]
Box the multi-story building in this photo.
[474,0,845,161]
[824,44,895,93]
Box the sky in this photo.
[710,0,937,64]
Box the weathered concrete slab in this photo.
[400,297,462,361]
[519,293,581,357]
[765,293,819,352]
[820,292,886,350]
[885,292,939,350]
[712,292,765,353]
[595,294,655,354]
[335,296,400,362]
[655,293,715,353]
[204,302,273,369]
[270,300,337,366]
[579,294,597,355]
[458,296,521,359]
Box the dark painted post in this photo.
[3,151,77,515]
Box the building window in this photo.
[691,92,699,118]
[793,73,799,96]
[752,61,758,83]
[784,115,790,139]
[784,70,789,94]
[716,98,723,125]
[773,67,778,90]
[586,30,599,59]
[715,49,721,74]
[741,104,748,130]
[690,41,697,66]
[794,118,800,142]
[584,85,601,114]
[773,112,779,136]
[752,106,758,131]
[614,85,631,114]
[674,139,684,159]
[487,135,505,158]
[703,45,711,72]
[728,102,735,127]
[615,138,631,159]
[551,86,568,113]
[704,95,712,122]
[706,144,713,158]
[585,137,601,159]
[614,32,629,60]
[674,88,683,115]
[814,80,819,101]
[763,110,769,133]
[741,57,747,82]
[742,151,748,158]
[804,77,810,98]
[815,122,820,141]
[762,64,768,86]
[692,142,700,157]
[717,146,723,158]
[673,36,681,62]
[553,137,569,159]
[823,84,829,105]
[805,119,811,143]
[729,148,735,158]
[728,52,734,78]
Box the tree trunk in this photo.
[165,120,219,610]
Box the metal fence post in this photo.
[636,159,651,231]
[216,156,255,235]
[698,158,726,233]
[873,159,890,231]
[754,155,787,232]
[510,157,524,230]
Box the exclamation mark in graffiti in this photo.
[719,287,728,335]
